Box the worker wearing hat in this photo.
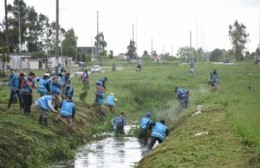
[112,112,127,135]
[138,112,153,145]
[37,73,51,96]
[105,92,117,114]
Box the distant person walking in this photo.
[80,69,90,88]
[208,69,219,91]
[136,58,143,71]
[189,57,194,76]
[148,119,169,150]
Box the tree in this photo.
[176,46,197,62]
[0,47,10,72]
[94,32,107,60]
[126,40,136,59]
[210,48,224,62]
[228,20,249,61]
[255,48,260,57]
[62,28,77,59]
[108,50,113,59]
[142,50,149,57]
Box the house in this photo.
[49,56,73,70]
[3,55,73,70]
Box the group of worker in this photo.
[138,112,169,150]
[4,64,219,151]
[6,65,76,128]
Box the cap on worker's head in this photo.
[145,112,151,117]
[160,119,166,124]
[44,73,50,77]
[110,92,114,96]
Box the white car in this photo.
[91,65,102,73]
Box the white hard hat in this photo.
[44,73,50,77]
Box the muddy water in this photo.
[53,125,149,168]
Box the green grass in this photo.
[0,61,259,167]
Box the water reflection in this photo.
[74,136,145,168]
[71,125,147,168]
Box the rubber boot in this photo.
[39,115,43,124]
[43,116,48,126]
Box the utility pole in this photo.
[18,0,22,70]
[96,11,99,57]
[132,24,134,41]
[259,13,260,49]
[55,0,59,75]
[97,11,99,35]
[196,18,198,50]
[151,38,153,54]
[190,31,192,59]
[4,0,9,53]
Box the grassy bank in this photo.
[0,71,115,167]
[136,61,260,168]
[0,61,259,167]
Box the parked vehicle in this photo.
[91,65,102,73]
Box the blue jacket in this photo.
[35,95,52,111]
[96,91,104,105]
[114,116,127,126]
[37,77,50,95]
[176,88,187,100]
[140,117,152,129]
[8,72,19,91]
[60,100,75,117]
[63,86,74,99]
[96,78,106,89]
[61,75,70,86]
[82,72,89,82]
[106,95,115,106]
[151,122,168,140]
[50,81,61,95]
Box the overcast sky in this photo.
[1,0,260,55]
